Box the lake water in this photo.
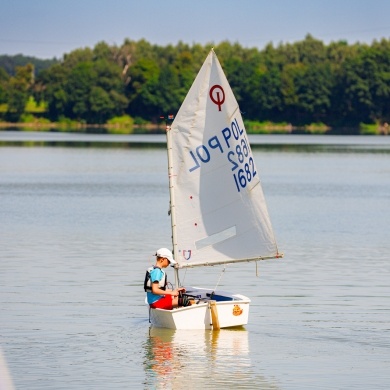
[0,132,389,389]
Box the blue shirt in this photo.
[146,267,165,304]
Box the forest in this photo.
[0,35,389,133]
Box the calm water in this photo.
[0,133,389,389]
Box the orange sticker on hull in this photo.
[232,305,243,316]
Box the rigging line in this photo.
[213,265,226,292]
[179,267,188,286]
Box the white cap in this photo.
[156,248,177,265]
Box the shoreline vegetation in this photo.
[1,37,389,135]
[0,120,388,136]
[1,92,388,136]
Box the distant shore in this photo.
[0,121,388,135]
[0,121,164,134]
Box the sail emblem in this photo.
[182,250,192,260]
[209,85,225,111]
[232,305,243,316]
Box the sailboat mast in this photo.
[165,121,179,288]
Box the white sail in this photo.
[168,49,280,268]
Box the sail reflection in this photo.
[143,327,280,389]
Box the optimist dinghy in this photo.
[149,49,282,330]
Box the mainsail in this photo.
[167,49,280,268]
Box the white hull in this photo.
[149,287,250,330]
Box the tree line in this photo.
[0,35,389,128]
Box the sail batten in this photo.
[195,225,237,250]
[168,50,280,268]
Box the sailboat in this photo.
[149,49,282,330]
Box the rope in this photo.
[213,265,226,293]
[178,267,187,286]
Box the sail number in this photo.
[228,138,257,192]
[187,117,258,193]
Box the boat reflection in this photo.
[143,326,280,389]
[0,348,15,390]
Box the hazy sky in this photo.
[1,0,389,59]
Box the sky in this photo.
[0,0,389,59]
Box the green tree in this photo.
[89,86,114,123]
[0,67,9,104]
[37,64,70,120]
[37,55,128,123]
[154,64,181,116]
[335,48,373,126]
[282,63,333,124]
[6,63,33,121]
[127,58,160,120]
[366,39,390,124]
[255,66,283,122]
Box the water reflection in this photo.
[0,348,15,390]
[1,131,390,153]
[143,327,280,389]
